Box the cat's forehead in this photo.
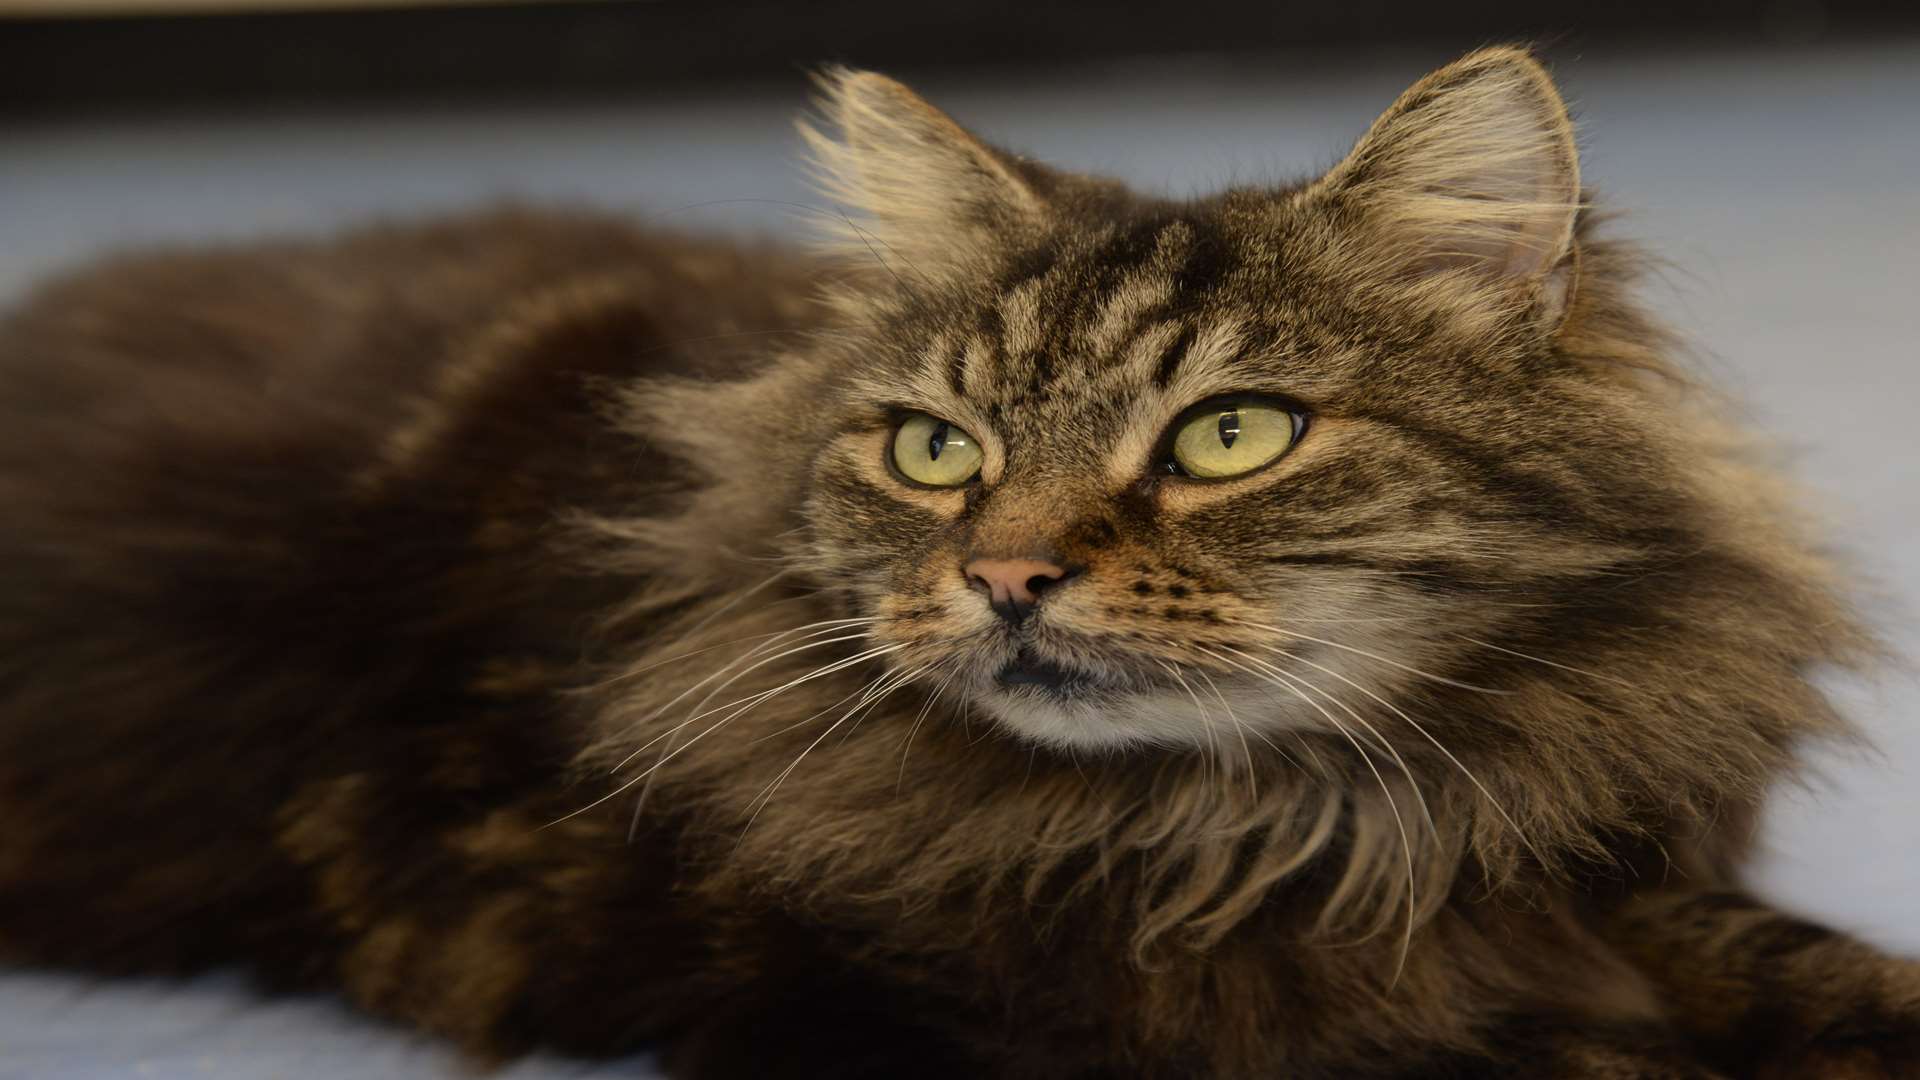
[871,207,1343,443]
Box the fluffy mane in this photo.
[571,220,1867,972]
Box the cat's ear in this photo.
[800,68,1045,277]
[1308,47,1581,326]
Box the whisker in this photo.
[1184,643,1324,776]
[1189,660,1262,800]
[606,626,878,773]
[553,641,905,828]
[749,669,895,745]
[1224,648,1438,843]
[835,663,930,747]
[678,639,904,734]
[579,615,867,695]
[676,627,874,734]
[1228,619,1510,695]
[675,569,791,639]
[1261,645,1549,870]
[1158,659,1221,790]
[1454,635,1632,688]
[898,661,962,793]
[737,663,927,843]
[620,614,875,835]
[1197,644,1418,982]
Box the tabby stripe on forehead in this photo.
[996,278,1046,361]
[1085,241,1191,361]
[915,329,965,399]
[1152,323,1199,389]
[1160,317,1246,395]
[1085,271,1173,358]
[1114,321,1190,389]
[956,336,998,400]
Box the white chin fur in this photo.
[976,687,1226,752]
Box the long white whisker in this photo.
[1229,619,1509,694]
[835,664,930,747]
[1158,659,1221,789]
[738,664,926,842]
[1185,643,1328,776]
[1202,644,1417,983]
[1222,647,1437,843]
[1261,645,1549,870]
[1189,660,1261,800]
[581,615,872,695]
[675,619,883,720]
[898,661,962,793]
[621,617,880,828]
[607,628,878,773]
[554,642,904,827]
[677,569,790,640]
[676,626,879,737]
[1454,635,1632,688]
[750,670,894,746]
[596,615,875,729]
[676,640,905,735]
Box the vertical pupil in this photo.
[1217,409,1240,450]
[928,421,949,461]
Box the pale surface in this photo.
[0,37,1916,1078]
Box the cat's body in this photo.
[2,50,1918,1078]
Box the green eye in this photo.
[1168,399,1301,479]
[892,413,984,487]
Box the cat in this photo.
[2,44,1917,1079]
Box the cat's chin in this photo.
[974,685,1229,752]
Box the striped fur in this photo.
[1,46,1915,1079]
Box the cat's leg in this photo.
[1603,889,1920,1078]
[276,769,997,1076]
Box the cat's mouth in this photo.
[975,643,1210,748]
[994,649,1112,698]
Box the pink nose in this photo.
[964,557,1071,624]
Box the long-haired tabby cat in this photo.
[1,46,1915,1078]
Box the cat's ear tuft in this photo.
[800,68,1045,277]
[1311,47,1582,325]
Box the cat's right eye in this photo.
[891,413,984,488]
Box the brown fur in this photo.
[1,48,1916,1078]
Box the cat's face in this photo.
[797,52,1648,751]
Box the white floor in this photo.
[1,35,1917,1079]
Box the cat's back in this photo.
[0,208,822,972]
[0,206,820,495]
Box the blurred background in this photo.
[2,1,1918,1076]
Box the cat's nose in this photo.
[963,557,1073,625]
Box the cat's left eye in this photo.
[1163,398,1303,480]
[891,413,984,487]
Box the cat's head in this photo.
[597,46,1863,938]
[793,48,1748,753]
